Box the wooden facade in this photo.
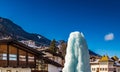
[0,40,63,72]
[0,40,43,68]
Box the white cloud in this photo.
[104,33,114,41]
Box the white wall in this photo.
[48,64,62,72]
[0,67,31,72]
[54,56,62,65]
[91,63,99,72]
[99,62,109,72]
[91,62,120,72]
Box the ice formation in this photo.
[62,31,91,72]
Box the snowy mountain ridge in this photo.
[0,17,51,46]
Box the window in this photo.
[92,68,94,71]
[0,54,7,60]
[28,53,35,68]
[105,68,107,71]
[28,53,34,62]
[9,45,17,61]
[19,49,26,61]
[19,49,26,67]
[9,54,17,60]
[0,45,7,60]
[92,68,96,71]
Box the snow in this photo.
[20,40,39,48]
[90,59,100,63]
[38,35,41,39]
[115,61,120,66]
[28,44,37,48]
[62,31,91,72]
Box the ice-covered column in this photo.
[62,31,91,72]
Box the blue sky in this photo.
[0,0,120,57]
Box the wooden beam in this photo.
[26,52,28,67]
[17,48,19,67]
[7,43,9,67]
[34,55,36,70]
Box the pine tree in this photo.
[49,39,57,53]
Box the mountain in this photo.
[0,17,51,46]
[0,17,100,56]
[89,50,101,56]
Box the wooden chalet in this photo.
[0,39,63,72]
[0,39,43,72]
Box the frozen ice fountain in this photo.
[62,31,91,72]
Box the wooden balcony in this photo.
[9,60,17,67]
[0,60,7,67]
[19,61,27,67]
[28,62,36,68]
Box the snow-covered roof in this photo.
[90,59,100,63]
[114,61,120,67]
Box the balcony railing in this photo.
[0,60,7,67]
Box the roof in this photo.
[90,59,100,63]
[90,55,101,59]
[0,39,44,56]
[40,49,64,59]
[42,57,63,67]
[0,39,63,67]
[99,55,114,62]
[113,61,120,67]
[111,56,119,61]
